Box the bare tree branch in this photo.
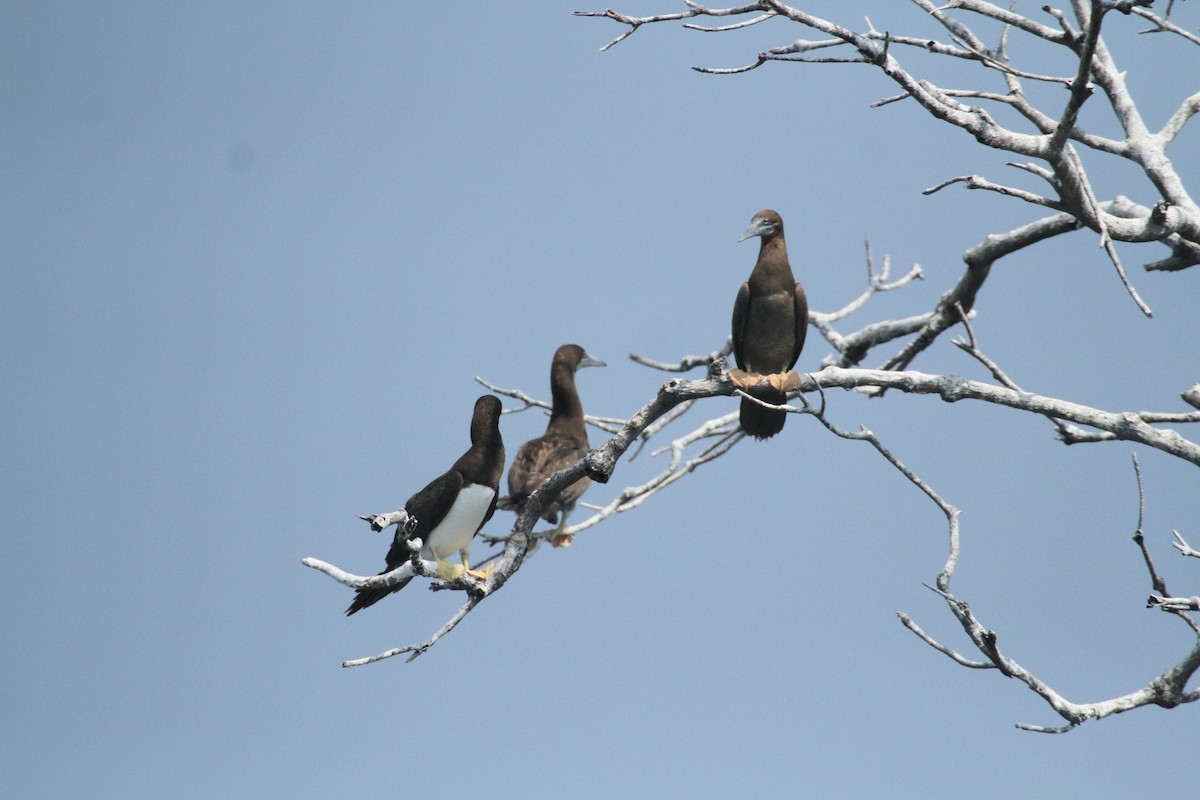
[894,445,1200,732]
[1133,6,1200,45]
[1173,529,1200,559]
[305,3,1200,735]
[775,368,1200,731]
[577,0,1200,280]
[474,376,626,434]
[307,356,1200,666]
[629,339,732,372]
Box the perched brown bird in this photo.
[730,209,808,439]
[346,395,505,615]
[499,344,605,547]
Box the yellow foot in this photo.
[436,559,466,580]
[728,368,763,389]
[465,562,495,580]
[549,532,575,548]
[767,370,801,392]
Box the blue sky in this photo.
[4,3,1199,798]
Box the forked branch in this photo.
[577,0,1200,288]
[306,358,1200,666]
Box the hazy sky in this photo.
[5,3,1199,798]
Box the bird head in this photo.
[737,209,783,242]
[556,343,607,372]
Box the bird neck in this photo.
[756,233,788,265]
[548,364,587,438]
[751,234,794,289]
[470,414,503,452]
[468,420,504,484]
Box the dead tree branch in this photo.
[577,0,1200,289]
[891,441,1199,733]
[306,359,1200,665]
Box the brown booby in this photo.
[730,209,808,439]
[346,395,505,615]
[499,344,605,547]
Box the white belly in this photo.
[422,483,494,560]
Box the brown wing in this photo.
[382,468,463,571]
[347,467,464,615]
[731,281,750,371]
[790,282,808,370]
[507,433,590,523]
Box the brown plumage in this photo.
[499,344,605,547]
[731,210,808,439]
[346,395,504,615]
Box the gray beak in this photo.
[579,352,606,369]
[737,217,770,242]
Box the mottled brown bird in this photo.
[346,395,504,615]
[500,344,605,547]
[731,209,808,439]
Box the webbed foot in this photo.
[728,368,763,389]
[465,561,495,580]
[767,370,801,392]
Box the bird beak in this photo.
[579,353,606,369]
[737,217,769,242]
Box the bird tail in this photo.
[740,390,787,439]
[498,492,562,524]
[345,572,414,616]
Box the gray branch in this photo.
[302,5,1200,726]
[306,361,1200,667]
[577,0,1200,281]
